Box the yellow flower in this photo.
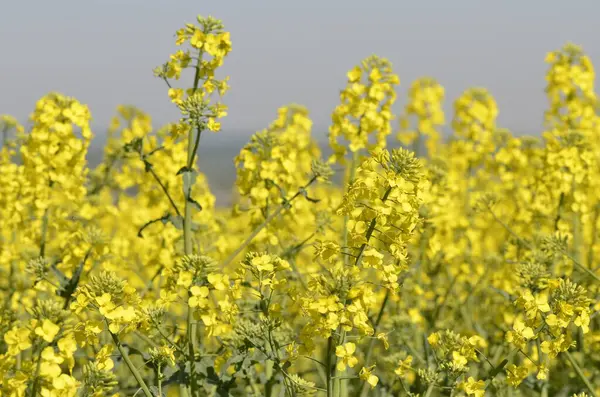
[52,374,79,393]
[359,366,379,389]
[4,327,32,355]
[70,293,90,314]
[190,29,205,48]
[335,342,358,371]
[207,273,229,290]
[206,118,221,132]
[540,334,571,358]
[394,356,413,377]
[347,66,362,83]
[177,271,194,288]
[516,290,551,319]
[574,309,591,333]
[376,333,389,350]
[40,347,64,378]
[58,334,78,371]
[96,345,115,371]
[505,318,535,350]
[96,293,116,317]
[200,312,229,337]
[537,363,549,380]
[168,88,185,104]
[35,319,61,343]
[188,285,210,308]
[427,332,440,347]
[251,255,275,272]
[506,364,529,387]
[459,377,485,397]
[451,351,468,370]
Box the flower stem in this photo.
[184,125,200,397]
[564,351,598,397]
[39,208,49,258]
[333,330,346,397]
[354,187,393,267]
[342,150,360,267]
[157,364,162,397]
[30,346,44,397]
[326,336,334,397]
[424,383,435,397]
[110,332,153,397]
[183,50,205,397]
[358,289,390,397]
[220,176,317,268]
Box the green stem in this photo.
[183,44,204,255]
[157,364,163,397]
[220,176,317,268]
[487,205,531,249]
[554,192,564,230]
[572,182,582,264]
[413,129,422,158]
[342,150,360,266]
[39,208,49,258]
[354,187,393,267]
[564,351,598,397]
[358,290,390,397]
[565,252,600,284]
[587,204,599,269]
[222,205,285,267]
[110,332,153,397]
[266,325,294,397]
[431,272,458,324]
[333,330,346,397]
[147,166,182,217]
[424,383,435,397]
[183,49,205,396]
[184,126,196,256]
[186,306,197,397]
[188,127,202,170]
[491,198,585,282]
[30,346,44,397]
[339,363,348,397]
[326,336,334,397]
[179,371,190,397]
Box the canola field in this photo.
[2,14,600,397]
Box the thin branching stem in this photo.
[220,176,318,268]
[147,166,182,217]
[564,350,598,397]
[110,331,153,397]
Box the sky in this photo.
[1,0,599,142]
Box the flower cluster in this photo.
[398,77,445,157]
[2,13,600,397]
[328,55,400,164]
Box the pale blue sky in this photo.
[1,0,598,139]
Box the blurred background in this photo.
[1,0,598,204]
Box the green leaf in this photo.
[180,168,198,200]
[488,358,508,379]
[138,213,183,237]
[188,196,203,211]
[164,214,184,230]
